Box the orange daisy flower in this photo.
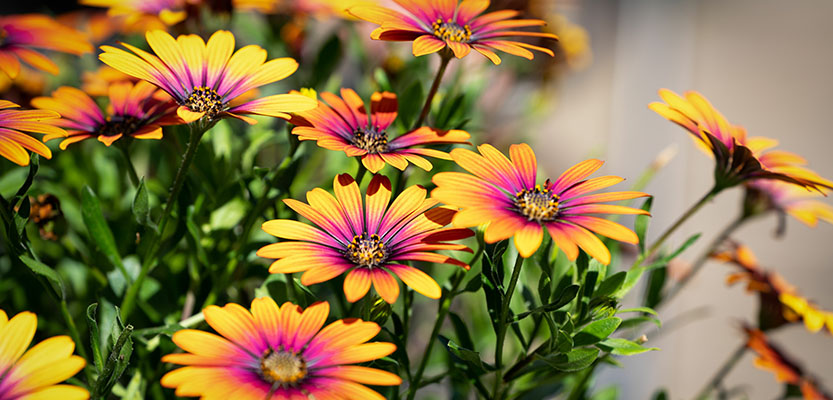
[0,15,92,79]
[99,30,317,125]
[0,100,66,166]
[31,82,180,149]
[81,66,137,97]
[431,143,649,263]
[258,173,473,303]
[744,326,832,400]
[650,89,832,191]
[348,0,557,64]
[292,88,470,173]
[161,298,401,400]
[745,180,833,229]
[0,309,88,400]
[80,0,188,32]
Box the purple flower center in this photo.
[346,232,388,268]
[260,350,307,385]
[352,126,389,154]
[432,19,471,43]
[515,183,560,222]
[185,86,224,117]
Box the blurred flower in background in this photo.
[0,100,64,166]
[0,14,92,79]
[80,0,188,33]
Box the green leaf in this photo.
[645,266,667,308]
[618,307,659,316]
[511,284,579,322]
[554,329,573,354]
[449,312,475,350]
[635,197,652,253]
[397,80,424,129]
[209,198,247,230]
[647,233,702,268]
[542,348,599,372]
[81,186,127,278]
[595,271,627,298]
[19,256,64,300]
[619,316,662,329]
[131,179,149,225]
[439,336,491,377]
[312,35,342,87]
[597,338,658,356]
[573,317,622,347]
[86,303,104,373]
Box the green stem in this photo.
[636,186,721,266]
[413,51,452,129]
[695,342,747,400]
[406,270,467,400]
[60,299,95,385]
[117,143,140,188]
[121,124,206,319]
[355,159,368,186]
[493,253,525,399]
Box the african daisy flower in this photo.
[0,100,66,166]
[650,89,832,191]
[258,173,473,303]
[431,143,649,263]
[99,30,317,125]
[348,0,557,63]
[0,308,88,400]
[80,0,188,32]
[292,88,470,173]
[31,82,180,149]
[0,15,92,79]
[161,298,401,399]
[745,176,833,229]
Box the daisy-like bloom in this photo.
[431,143,649,263]
[0,100,66,166]
[258,173,473,303]
[650,89,833,191]
[292,88,470,173]
[745,180,833,230]
[780,293,833,336]
[0,15,92,79]
[744,326,832,400]
[81,66,137,97]
[348,0,557,64]
[31,82,180,149]
[98,30,317,125]
[80,0,187,32]
[161,298,402,399]
[0,309,88,400]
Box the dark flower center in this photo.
[352,126,389,154]
[97,116,141,137]
[515,182,559,222]
[346,232,388,268]
[432,19,472,43]
[0,28,7,46]
[185,86,224,117]
[260,350,307,385]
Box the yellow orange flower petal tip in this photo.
[161,299,402,400]
[80,0,188,30]
[0,15,92,79]
[431,143,650,263]
[0,308,89,400]
[292,88,471,173]
[32,82,181,149]
[258,173,474,304]
[348,0,558,64]
[0,100,66,166]
[98,30,317,125]
[650,89,833,192]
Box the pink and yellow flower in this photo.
[0,100,65,166]
[0,15,92,79]
[0,309,88,400]
[80,0,188,32]
[161,299,401,400]
[32,82,181,149]
[258,173,473,303]
[746,179,833,229]
[432,143,649,262]
[292,88,470,173]
[99,30,317,124]
[348,0,557,64]
[650,89,832,191]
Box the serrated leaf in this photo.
[573,317,622,347]
[81,186,127,278]
[542,348,599,372]
[597,338,658,356]
[19,255,64,300]
[635,197,652,253]
[131,179,149,225]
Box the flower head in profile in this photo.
[99,30,317,125]
[162,299,401,400]
[292,88,470,173]
[650,89,832,191]
[80,0,188,32]
[432,143,649,263]
[0,15,92,79]
[258,174,473,303]
[0,309,88,400]
[32,82,180,149]
[0,100,66,166]
[745,179,833,232]
[744,326,832,400]
[348,0,557,64]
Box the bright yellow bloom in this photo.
[0,100,66,166]
[0,15,92,79]
[80,0,187,32]
[0,309,88,400]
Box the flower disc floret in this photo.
[260,350,307,385]
[185,86,224,117]
[515,182,559,222]
[352,126,389,154]
[346,233,388,268]
[432,19,471,43]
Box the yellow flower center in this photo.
[515,183,560,222]
[352,126,389,154]
[432,19,471,43]
[346,233,388,268]
[260,350,307,385]
[97,116,140,137]
[185,86,224,117]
